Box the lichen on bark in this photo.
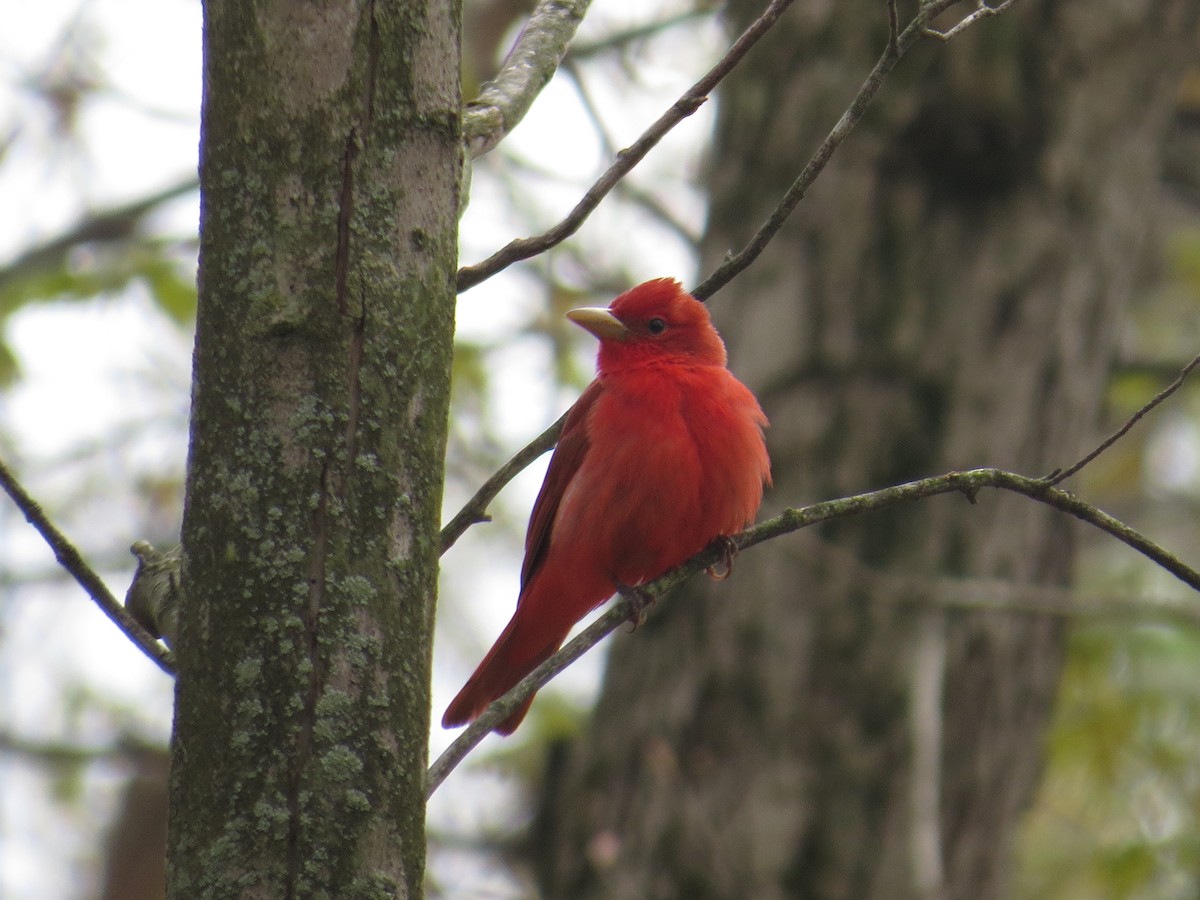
[170,1,460,897]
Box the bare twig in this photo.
[463,0,594,160]
[440,412,566,555]
[459,0,1025,298]
[741,469,1200,591]
[691,0,998,300]
[462,0,1019,301]
[922,0,1021,42]
[428,466,1200,793]
[428,586,650,796]
[456,0,797,293]
[1044,353,1200,486]
[0,457,176,675]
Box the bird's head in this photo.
[566,278,727,371]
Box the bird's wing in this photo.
[519,379,603,593]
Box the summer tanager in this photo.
[443,278,771,734]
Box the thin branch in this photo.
[741,469,1200,591]
[1044,352,1200,486]
[428,588,641,796]
[428,466,1200,794]
[691,0,992,300]
[463,0,595,160]
[459,0,1022,297]
[456,0,797,293]
[0,457,176,675]
[440,412,566,555]
[922,0,1021,42]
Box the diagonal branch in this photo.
[922,0,1021,42]
[0,457,176,675]
[440,411,565,554]
[1044,352,1200,486]
[428,465,1200,794]
[691,0,1004,300]
[738,468,1200,592]
[463,0,594,160]
[458,0,1018,298]
[456,0,798,293]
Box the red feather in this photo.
[443,279,770,734]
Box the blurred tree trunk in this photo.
[168,1,459,897]
[99,749,169,900]
[538,3,1200,899]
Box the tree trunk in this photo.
[169,1,460,897]
[538,3,1199,899]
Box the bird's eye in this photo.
[647,317,667,335]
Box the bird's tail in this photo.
[442,614,567,735]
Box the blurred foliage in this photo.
[1171,229,1200,292]
[0,238,196,326]
[1016,619,1200,900]
[1013,218,1200,898]
[0,3,198,387]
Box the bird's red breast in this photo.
[443,278,770,734]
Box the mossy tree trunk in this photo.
[538,3,1200,899]
[169,1,460,897]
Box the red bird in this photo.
[443,278,771,734]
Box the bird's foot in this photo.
[706,535,739,581]
[616,581,656,630]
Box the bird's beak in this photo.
[565,307,630,341]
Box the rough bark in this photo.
[538,3,1200,899]
[170,1,460,897]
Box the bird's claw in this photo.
[616,581,655,631]
[705,535,739,581]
